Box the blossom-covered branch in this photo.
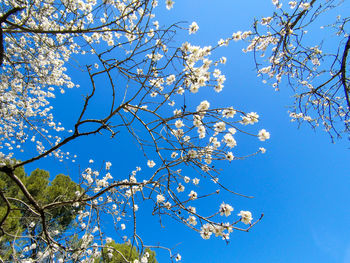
[0,0,269,262]
[246,0,350,140]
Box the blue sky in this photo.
[22,0,350,262]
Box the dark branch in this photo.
[341,36,350,109]
[0,7,24,66]
[0,191,11,235]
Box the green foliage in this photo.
[45,173,82,230]
[95,241,158,263]
[144,248,157,263]
[0,165,81,258]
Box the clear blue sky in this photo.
[24,1,350,262]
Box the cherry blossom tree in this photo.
[246,0,350,141]
[0,0,269,262]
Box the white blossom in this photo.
[147,160,156,168]
[219,202,234,217]
[166,0,175,10]
[258,129,270,141]
[226,152,234,161]
[223,133,237,148]
[193,178,200,185]
[177,183,185,192]
[238,211,253,224]
[188,190,198,200]
[187,216,197,226]
[189,22,199,34]
[156,194,165,203]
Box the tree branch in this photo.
[0,7,24,66]
[341,36,350,109]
